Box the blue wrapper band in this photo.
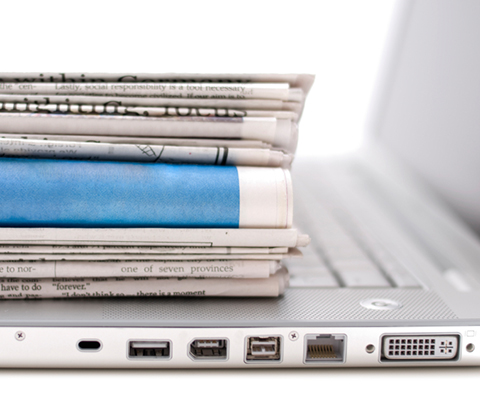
[0,158,240,228]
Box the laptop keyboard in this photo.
[284,179,421,289]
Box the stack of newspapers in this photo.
[0,73,314,299]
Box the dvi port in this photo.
[382,335,459,361]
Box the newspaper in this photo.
[0,73,315,118]
[0,244,289,254]
[0,133,271,149]
[0,228,310,247]
[0,259,280,279]
[0,82,295,101]
[0,101,298,120]
[0,138,292,167]
[0,113,297,152]
[0,267,289,298]
[0,94,303,114]
[0,160,293,229]
[0,248,301,261]
[0,72,314,91]
[0,72,313,299]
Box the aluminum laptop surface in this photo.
[0,149,479,368]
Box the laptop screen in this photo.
[368,0,480,234]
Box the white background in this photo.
[1,0,396,157]
[1,0,478,397]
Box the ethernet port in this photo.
[304,334,346,363]
[189,339,228,361]
[245,336,282,362]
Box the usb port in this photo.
[128,340,171,359]
[246,336,282,362]
[189,339,228,360]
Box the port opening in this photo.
[128,340,171,360]
[381,335,460,362]
[77,340,102,352]
[245,336,282,363]
[189,339,228,361]
[304,334,346,363]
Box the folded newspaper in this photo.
[0,72,314,299]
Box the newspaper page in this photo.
[0,259,280,279]
[0,267,289,298]
[0,248,300,261]
[0,82,293,101]
[0,244,289,254]
[0,72,314,92]
[0,94,303,114]
[0,73,315,117]
[0,133,271,149]
[0,101,298,120]
[0,138,292,167]
[0,228,310,247]
[0,113,297,151]
[0,249,301,261]
[0,160,293,229]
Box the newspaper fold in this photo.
[0,113,298,152]
[0,94,303,114]
[0,133,271,149]
[0,267,289,298]
[0,72,315,91]
[0,73,315,117]
[0,248,300,261]
[0,101,298,120]
[0,228,310,247]
[0,159,293,229]
[0,82,295,101]
[0,259,281,279]
[0,138,292,167]
[0,245,289,254]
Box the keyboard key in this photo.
[284,252,339,287]
[338,270,391,287]
[331,260,391,287]
[381,261,421,288]
[289,274,339,288]
[323,245,368,261]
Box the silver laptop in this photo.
[1,0,480,368]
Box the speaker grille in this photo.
[101,288,457,323]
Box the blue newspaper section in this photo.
[0,158,240,228]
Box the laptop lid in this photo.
[366,0,480,234]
